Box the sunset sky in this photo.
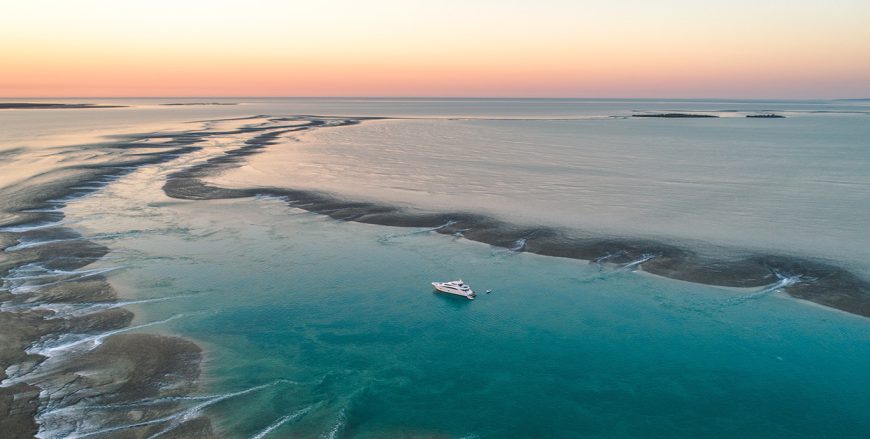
[2,0,869,98]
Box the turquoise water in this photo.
[66,175,870,438]
[4,98,870,438]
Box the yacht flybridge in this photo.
[432,280,476,300]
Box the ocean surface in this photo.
[1,98,869,438]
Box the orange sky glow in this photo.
[2,0,869,98]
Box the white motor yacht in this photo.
[431,280,476,300]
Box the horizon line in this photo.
[2,96,868,101]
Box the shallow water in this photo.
[70,180,870,438]
[2,98,870,438]
[212,111,870,273]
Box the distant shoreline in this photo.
[0,103,127,109]
[631,113,718,118]
[159,102,238,106]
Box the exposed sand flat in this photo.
[160,117,870,318]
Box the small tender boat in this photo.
[432,280,476,300]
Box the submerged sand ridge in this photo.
[2,113,869,438]
[159,117,870,319]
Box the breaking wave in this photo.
[726,270,807,306]
[51,380,293,439]
[377,219,458,244]
[322,407,348,439]
[25,314,185,361]
[248,404,315,439]
[1,264,124,294]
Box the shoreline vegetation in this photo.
[2,114,868,437]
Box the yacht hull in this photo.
[432,282,476,300]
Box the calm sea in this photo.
[3,98,869,438]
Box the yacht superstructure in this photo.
[431,280,476,300]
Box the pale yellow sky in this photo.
[2,0,869,97]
